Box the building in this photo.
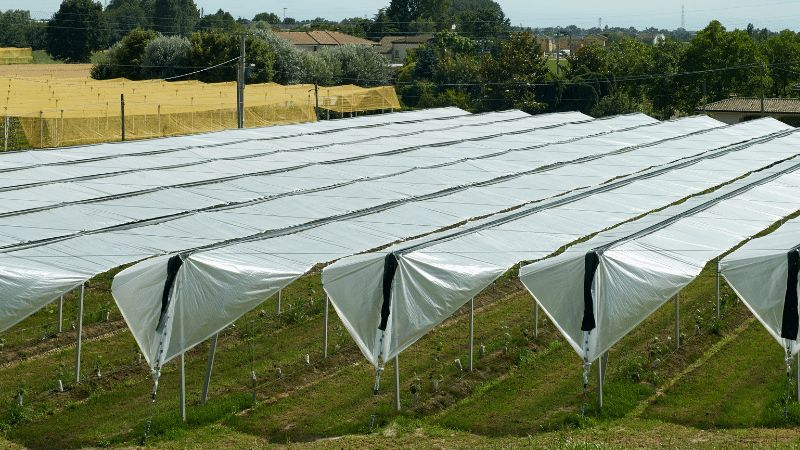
[701,97,800,126]
[378,35,433,63]
[535,36,553,54]
[274,31,378,52]
[552,34,608,55]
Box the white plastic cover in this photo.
[110,112,717,367]
[324,122,798,366]
[721,217,800,352]
[520,159,800,362]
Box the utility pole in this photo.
[761,61,767,114]
[237,36,246,129]
[314,83,319,119]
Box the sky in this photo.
[6,0,800,31]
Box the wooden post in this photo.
[120,94,125,142]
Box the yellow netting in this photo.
[0,48,33,65]
[0,77,401,147]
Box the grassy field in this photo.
[0,255,799,449]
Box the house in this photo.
[378,35,433,63]
[274,31,378,52]
[700,97,800,126]
[552,34,607,55]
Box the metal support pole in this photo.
[394,354,401,411]
[598,351,608,408]
[468,298,474,372]
[120,94,125,141]
[237,36,246,129]
[534,300,539,338]
[716,257,721,320]
[200,333,218,404]
[277,289,282,315]
[796,352,799,402]
[179,353,186,422]
[75,284,84,383]
[675,293,680,350]
[323,295,329,358]
[57,295,63,333]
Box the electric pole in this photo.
[237,36,246,129]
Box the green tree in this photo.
[46,0,109,62]
[481,32,548,113]
[680,20,765,112]
[196,9,238,32]
[318,44,391,87]
[153,0,199,36]
[648,39,687,119]
[761,30,800,96]
[105,0,153,44]
[91,28,158,79]
[140,35,191,79]
[253,12,281,24]
[188,30,274,83]
[455,6,510,38]
[0,10,37,48]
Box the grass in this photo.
[0,254,798,448]
[31,50,60,64]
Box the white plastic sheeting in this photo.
[324,120,797,367]
[112,113,722,367]
[721,218,800,353]
[520,159,800,363]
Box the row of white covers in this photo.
[0,112,651,335]
[0,107,470,172]
[721,217,800,353]
[520,158,800,363]
[0,109,534,222]
[323,120,797,367]
[112,116,782,370]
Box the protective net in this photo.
[0,48,33,65]
[0,77,401,148]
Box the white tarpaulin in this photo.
[520,159,800,363]
[721,217,800,353]
[324,121,797,367]
[109,115,740,367]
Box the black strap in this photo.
[780,249,799,340]
[156,254,184,332]
[378,253,398,331]
[582,251,599,332]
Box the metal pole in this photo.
[120,94,125,141]
[237,36,246,129]
[597,356,603,408]
[534,300,539,339]
[716,257,721,319]
[179,353,186,422]
[57,295,63,333]
[468,297,474,372]
[75,284,84,383]
[675,293,680,350]
[796,351,799,402]
[200,333,218,404]
[323,295,329,358]
[394,354,401,411]
[277,289,282,315]
[314,83,319,120]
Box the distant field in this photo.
[0,63,91,78]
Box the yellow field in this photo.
[0,64,92,78]
[0,76,400,147]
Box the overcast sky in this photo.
[7,0,800,31]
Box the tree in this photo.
[318,45,391,86]
[188,30,275,83]
[153,0,199,36]
[761,30,800,96]
[648,39,687,118]
[680,20,765,112]
[481,32,548,113]
[140,35,191,78]
[196,9,238,32]
[0,10,37,48]
[253,12,281,24]
[455,6,510,38]
[91,28,158,79]
[387,0,451,32]
[46,0,108,62]
[105,0,153,44]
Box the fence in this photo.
[1,77,401,149]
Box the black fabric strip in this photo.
[379,253,399,331]
[582,251,600,331]
[156,254,184,332]
[781,249,799,340]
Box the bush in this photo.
[140,36,191,79]
[317,44,390,86]
[91,28,158,79]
